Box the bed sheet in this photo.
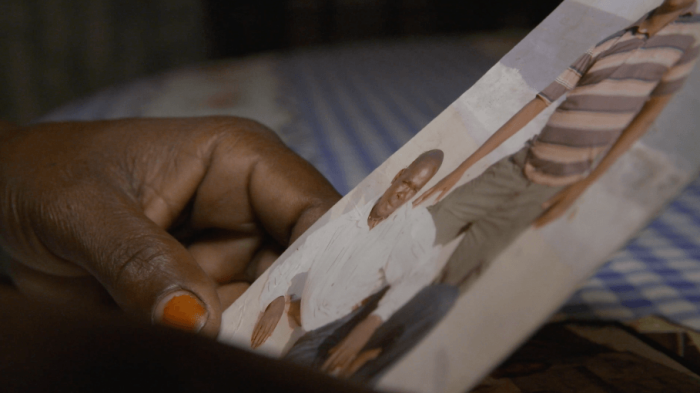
[39,34,700,331]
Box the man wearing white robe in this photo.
[250,150,455,377]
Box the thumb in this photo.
[47,192,222,336]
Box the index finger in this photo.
[251,318,263,346]
[187,118,340,246]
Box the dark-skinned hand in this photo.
[0,117,340,337]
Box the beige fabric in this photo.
[0,0,206,123]
[428,148,563,292]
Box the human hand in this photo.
[412,169,463,207]
[287,298,302,328]
[336,348,381,378]
[0,117,339,337]
[534,180,589,228]
[251,296,286,348]
[321,314,382,377]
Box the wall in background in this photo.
[0,0,563,124]
[0,0,207,124]
[204,0,564,58]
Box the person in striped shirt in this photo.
[411,0,700,291]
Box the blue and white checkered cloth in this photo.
[562,181,700,329]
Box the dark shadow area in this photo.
[0,0,562,123]
[203,0,564,58]
[0,287,379,393]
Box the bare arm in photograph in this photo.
[534,94,674,227]
[414,97,549,205]
[251,296,287,348]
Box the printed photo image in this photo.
[219,1,700,391]
[251,149,447,381]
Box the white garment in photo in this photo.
[259,198,441,331]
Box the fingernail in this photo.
[156,291,208,333]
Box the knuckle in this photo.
[107,241,172,293]
[210,117,279,145]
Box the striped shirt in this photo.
[524,4,700,187]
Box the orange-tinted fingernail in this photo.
[157,292,208,332]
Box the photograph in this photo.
[218,1,700,391]
[6,1,700,392]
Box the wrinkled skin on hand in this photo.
[0,117,340,336]
[412,169,462,207]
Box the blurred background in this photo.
[0,0,562,124]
